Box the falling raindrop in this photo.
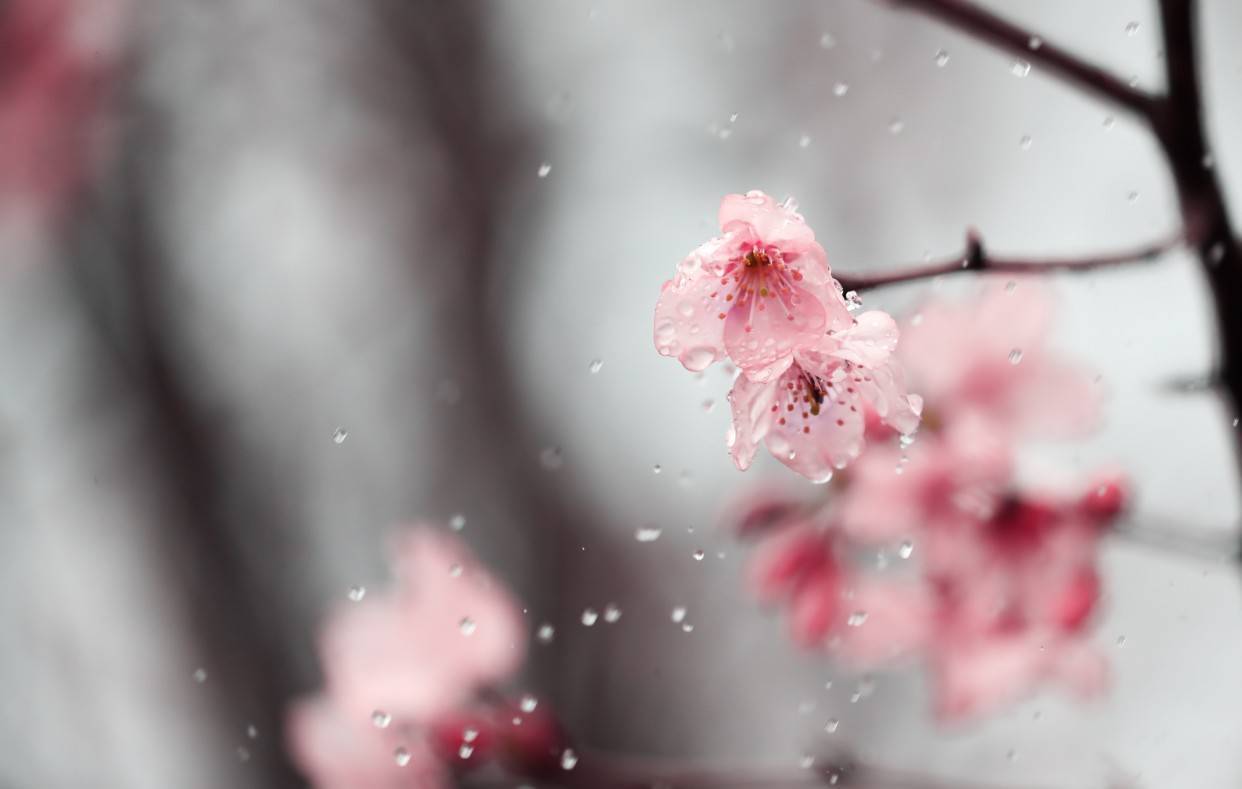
[1028,35,1043,50]
[799,134,812,149]
[603,603,622,623]
[1008,349,1024,365]
[193,668,208,684]
[537,623,556,644]
[847,611,869,627]
[1010,59,1031,77]
[825,718,840,733]
[832,82,849,97]
[899,540,914,559]
[1125,21,1140,35]
[934,49,950,67]
[888,117,905,135]
[635,525,663,542]
[652,464,662,474]
[537,162,552,178]
[459,617,477,636]
[693,549,705,561]
[588,358,603,373]
[581,608,599,627]
[520,695,539,713]
[449,513,466,532]
[394,747,411,767]
[332,428,348,444]
[671,606,687,623]
[347,585,366,602]
[561,749,579,770]
[819,32,836,49]
[372,710,392,729]
[1019,134,1033,150]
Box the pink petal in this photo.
[726,373,778,471]
[747,523,833,603]
[788,569,842,647]
[762,367,865,483]
[723,283,824,383]
[653,236,738,372]
[832,311,900,368]
[831,578,932,665]
[717,191,815,252]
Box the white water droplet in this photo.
[561,748,578,770]
[537,623,555,643]
[1125,21,1140,35]
[459,617,477,636]
[1019,134,1033,150]
[347,585,366,602]
[603,603,622,623]
[1127,190,1140,203]
[449,513,466,532]
[581,608,599,626]
[372,710,392,728]
[246,725,258,740]
[825,718,840,733]
[671,606,687,623]
[847,611,869,627]
[832,82,849,97]
[635,526,663,542]
[799,133,812,149]
[681,622,695,633]
[1103,115,1116,130]
[693,549,705,561]
[1010,59,1031,77]
[449,563,463,578]
[394,747,411,767]
[459,743,474,759]
[701,398,716,413]
[1028,35,1043,50]
[192,668,208,683]
[800,754,815,769]
[588,358,603,373]
[332,428,348,444]
[899,540,914,559]
[1008,348,1024,365]
[537,162,552,178]
[819,32,836,49]
[934,49,950,67]
[888,117,905,135]
[652,464,662,474]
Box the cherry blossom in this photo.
[654,191,853,380]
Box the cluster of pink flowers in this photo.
[655,191,922,482]
[286,528,562,787]
[654,199,1128,723]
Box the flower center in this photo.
[744,249,772,268]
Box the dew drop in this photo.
[394,747,411,767]
[237,746,250,763]
[588,358,603,373]
[372,710,392,728]
[602,603,622,623]
[1008,348,1024,365]
[635,525,663,542]
[347,585,366,602]
[1116,635,1127,646]
[459,617,477,636]
[671,606,687,623]
[800,754,815,769]
[934,49,950,67]
[1127,190,1140,203]
[581,608,599,627]
[332,428,348,444]
[561,748,578,770]
[246,725,258,740]
[1209,242,1226,265]
[537,623,556,643]
[1004,279,1018,293]
[1010,59,1031,77]
[701,398,716,413]
[449,513,466,532]
[844,290,863,312]
[449,563,463,578]
[537,162,552,178]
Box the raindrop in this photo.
[888,117,905,135]
[799,134,812,149]
[237,746,250,763]
[581,608,599,627]
[193,668,208,684]
[1009,59,1031,77]
[588,358,604,373]
[1019,134,1033,150]
[1008,348,1024,365]
[729,112,739,123]
[701,398,716,413]
[819,32,836,49]
[332,428,348,444]
[825,718,840,733]
[653,464,663,474]
[1103,115,1116,130]
[1004,279,1018,293]
[671,606,687,623]
[537,162,552,178]
[800,754,815,769]
[1116,635,1127,646]
[394,747,411,767]
[521,694,539,713]
[459,617,477,636]
[603,603,622,623]
[1006,748,1018,762]
[832,82,849,97]
[1127,190,1139,203]
[246,725,258,740]
[449,513,466,532]
[1209,242,1226,265]
[844,290,863,312]
[372,710,392,729]
[1028,35,1043,50]
[561,748,579,770]
[934,49,950,67]
[681,622,695,633]
[459,744,474,759]
[1125,21,1140,35]
[635,526,663,543]
[847,611,869,627]
[693,549,705,561]
[463,727,479,743]
[537,623,556,643]
[899,540,914,559]
[449,563,463,578]
[540,446,564,470]
[1203,153,1216,169]
[347,585,366,602]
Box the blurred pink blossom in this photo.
[898,278,1100,437]
[287,527,527,788]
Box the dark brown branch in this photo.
[882,0,1160,120]
[835,230,1182,292]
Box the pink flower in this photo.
[287,527,527,788]
[654,191,853,380]
[898,278,1099,437]
[727,311,922,482]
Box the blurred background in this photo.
[3,0,1242,786]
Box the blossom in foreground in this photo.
[654,191,854,380]
[898,278,1099,437]
[727,310,922,482]
[286,527,528,788]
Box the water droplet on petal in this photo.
[537,162,552,178]
[520,694,538,713]
[1028,35,1043,50]
[373,710,392,728]
[681,622,695,633]
[246,725,258,740]
[888,117,905,135]
[603,603,623,623]
[800,754,815,769]
[459,743,474,759]
[701,398,716,413]
[1005,279,1018,293]
[394,747,411,767]
[237,746,250,762]
[652,464,662,475]
[332,428,348,444]
[459,617,477,636]
[1103,115,1116,130]
[347,585,366,602]
[1008,348,1024,365]
[1127,190,1140,203]
[693,549,705,561]
[449,563,463,578]
[636,526,663,542]
[581,608,599,626]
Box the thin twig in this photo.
[835,230,1181,292]
[881,0,1160,121]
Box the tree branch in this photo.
[835,230,1182,292]
[881,0,1160,121]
